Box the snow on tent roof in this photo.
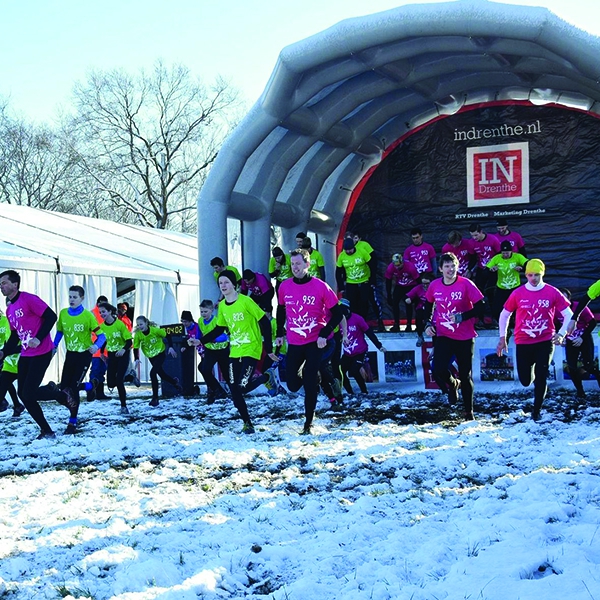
[0,204,198,285]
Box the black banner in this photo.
[346,102,600,311]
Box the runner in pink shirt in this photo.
[340,300,386,395]
[442,230,474,276]
[469,223,501,325]
[567,279,600,333]
[0,269,77,440]
[405,273,433,346]
[495,218,527,256]
[558,289,600,398]
[403,228,436,275]
[276,249,344,434]
[240,269,275,312]
[384,253,419,332]
[497,259,572,421]
[468,224,501,271]
[424,253,484,419]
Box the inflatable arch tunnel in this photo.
[197,0,600,302]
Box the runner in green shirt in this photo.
[269,247,293,292]
[0,310,25,417]
[348,231,374,256]
[347,230,385,332]
[336,244,371,284]
[487,241,528,321]
[193,269,279,434]
[336,238,374,318]
[301,237,326,280]
[46,285,106,434]
[133,316,182,407]
[210,257,241,299]
[192,299,230,403]
[98,302,133,414]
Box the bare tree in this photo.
[0,105,77,211]
[68,61,241,230]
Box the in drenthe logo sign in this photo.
[466,142,529,208]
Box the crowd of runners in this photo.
[1,218,599,440]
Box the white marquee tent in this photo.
[0,204,201,380]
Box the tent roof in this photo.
[0,204,198,285]
[199,0,600,237]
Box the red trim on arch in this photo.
[336,99,599,250]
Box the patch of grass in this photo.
[63,488,82,502]
[408,442,426,451]
[255,515,271,523]
[55,583,95,599]
[409,472,424,485]
[368,487,392,497]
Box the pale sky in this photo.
[2,0,600,124]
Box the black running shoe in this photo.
[301,422,312,435]
[0,398,9,412]
[65,423,77,435]
[36,430,56,440]
[263,368,278,397]
[12,403,26,418]
[242,422,255,434]
[448,377,460,405]
[95,383,110,400]
[149,398,159,407]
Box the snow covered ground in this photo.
[1,384,600,600]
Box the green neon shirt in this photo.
[588,280,600,301]
[269,255,293,282]
[356,240,374,256]
[57,308,100,353]
[486,252,527,289]
[307,249,326,279]
[336,248,371,284]
[216,294,265,360]
[270,316,286,355]
[0,315,18,373]
[0,315,11,346]
[100,319,132,353]
[199,315,229,350]
[133,325,167,359]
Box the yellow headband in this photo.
[525,258,545,275]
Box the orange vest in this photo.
[91,306,107,357]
